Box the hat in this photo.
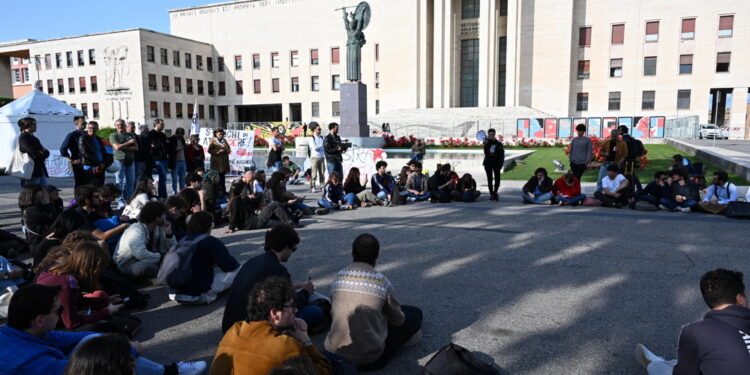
[46,185,61,193]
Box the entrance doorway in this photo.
[289,103,302,122]
[708,88,732,126]
[236,104,282,122]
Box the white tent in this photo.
[0,90,81,174]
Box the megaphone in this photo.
[476,130,487,142]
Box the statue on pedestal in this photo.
[342,2,370,82]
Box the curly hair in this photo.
[247,275,294,322]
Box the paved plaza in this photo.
[1,175,749,374]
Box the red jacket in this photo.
[36,272,111,329]
[552,177,581,198]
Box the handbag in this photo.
[423,343,501,375]
[8,137,34,180]
[727,198,750,219]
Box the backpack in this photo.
[423,343,501,375]
[625,136,644,159]
[156,234,209,290]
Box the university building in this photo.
[0,0,748,138]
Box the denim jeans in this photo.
[116,161,136,202]
[411,153,423,161]
[21,176,48,188]
[557,194,587,205]
[292,201,314,212]
[271,161,282,172]
[376,191,390,200]
[521,192,553,204]
[154,160,169,199]
[318,193,356,208]
[326,161,343,180]
[659,198,698,211]
[597,162,614,192]
[171,161,187,195]
[403,191,431,201]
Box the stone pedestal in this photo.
[340,82,369,137]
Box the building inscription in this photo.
[171,0,311,18]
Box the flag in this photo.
[190,99,200,135]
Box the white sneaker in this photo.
[177,361,207,375]
[407,197,416,203]
[311,187,316,193]
[680,207,691,213]
[634,343,662,369]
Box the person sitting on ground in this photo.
[669,154,692,173]
[122,178,158,220]
[411,139,426,162]
[371,161,396,206]
[594,164,630,208]
[19,183,60,251]
[282,156,302,185]
[96,183,122,218]
[521,167,554,205]
[47,185,64,212]
[404,162,431,203]
[596,129,628,193]
[263,172,325,217]
[167,211,239,305]
[319,172,355,210]
[0,284,207,375]
[113,201,175,281]
[429,164,454,203]
[165,195,189,240]
[225,180,296,233]
[698,171,737,215]
[635,268,750,374]
[71,185,130,244]
[255,170,266,193]
[33,210,85,266]
[552,173,586,206]
[221,224,322,334]
[35,231,98,275]
[660,167,699,213]
[631,171,672,210]
[325,233,423,370]
[393,166,410,205]
[180,172,204,213]
[62,333,135,375]
[453,173,481,202]
[200,169,225,224]
[211,276,333,375]
[343,167,380,207]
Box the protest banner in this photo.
[342,147,388,184]
[200,128,256,174]
[46,150,73,177]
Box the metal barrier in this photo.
[664,116,700,139]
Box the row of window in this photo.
[147,73,380,95]
[66,103,100,119]
[577,52,732,79]
[576,89,693,112]
[38,76,99,95]
[33,50,96,70]
[148,101,215,120]
[579,15,735,47]
[11,68,30,84]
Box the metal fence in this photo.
[664,116,700,138]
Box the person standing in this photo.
[266,127,284,172]
[208,128,231,196]
[596,129,628,192]
[60,116,86,188]
[17,117,50,187]
[148,119,169,199]
[134,124,152,181]
[168,128,188,195]
[568,124,592,181]
[185,134,205,173]
[77,121,112,187]
[324,122,347,180]
[482,129,504,201]
[109,119,138,206]
[308,122,326,192]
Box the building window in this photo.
[252,54,260,69]
[716,52,730,72]
[608,92,621,111]
[196,55,203,70]
[55,53,62,68]
[253,79,261,94]
[290,50,299,67]
[185,53,192,69]
[461,0,479,19]
[681,18,695,40]
[644,57,657,76]
[174,77,182,93]
[44,54,51,70]
[375,44,379,61]
[90,76,97,92]
[719,15,734,37]
[310,49,319,65]
[33,55,41,70]
[160,48,168,65]
[375,99,380,114]
[198,80,204,95]
[176,103,183,118]
[11,69,20,84]
[311,102,320,117]
[79,77,86,93]
[576,93,589,111]
[271,52,279,68]
[610,58,623,77]
[291,77,299,92]
[579,27,592,47]
[375,72,380,88]
[146,46,155,62]
[68,78,75,94]
[331,48,340,64]
[209,105,215,120]
[577,60,590,79]
[163,102,171,118]
[81,103,88,117]
[311,76,320,91]
[679,54,693,74]
[150,101,158,117]
[332,101,341,117]
[218,81,226,96]
[218,56,224,72]
[207,57,213,72]
[332,75,340,90]
[677,90,691,110]
[57,79,64,94]
[148,74,157,91]
[198,105,205,119]
[642,90,655,110]
[460,38,479,107]
[66,52,73,67]
[234,55,242,70]
[611,24,625,44]
[47,79,53,94]
[272,78,280,93]
[161,75,170,92]
[92,103,99,119]
[77,50,84,66]
[236,80,244,95]
[645,21,659,42]
[186,79,194,94]
[173,51,180,67]
[208,81,215,96]
[88,49,95,65]
[187,103,194,117]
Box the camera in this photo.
[340,140,353,149]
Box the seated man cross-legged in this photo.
[594,164,629,208]
[521,167,554,204]
[660,167,700,213]
[552,173,587,206]
[698,171,737,215]
[113,201,176,282]
[403,162,431,202]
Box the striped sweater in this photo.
[324,262,405,366]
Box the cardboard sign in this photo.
[200,128,256,173]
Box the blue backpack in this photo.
[156,234,209,290]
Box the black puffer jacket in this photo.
[78,134,113,167]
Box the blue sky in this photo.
[1,0,204,42]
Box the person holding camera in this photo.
[324,123,348,181]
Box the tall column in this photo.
[504,0,518,107]
[433,0,454,108]
[478,0,498,107]
[417,0,434,108]
[731,87,748,139]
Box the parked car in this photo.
[698,124,726,139]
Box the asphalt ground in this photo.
[1,175,748,374]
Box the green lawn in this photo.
[503,144,750,185]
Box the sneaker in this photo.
[314,207,329,215]
[658,204,668,211]
[311,187,316,193]
[407,197,416,203]
[385,200,392,207]
[177,360,207,375]
[634,343,662,370]
[680,207,692,213]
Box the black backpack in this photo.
[156,234,209,290]
[423,343,501,375]
[625,136,644,159]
